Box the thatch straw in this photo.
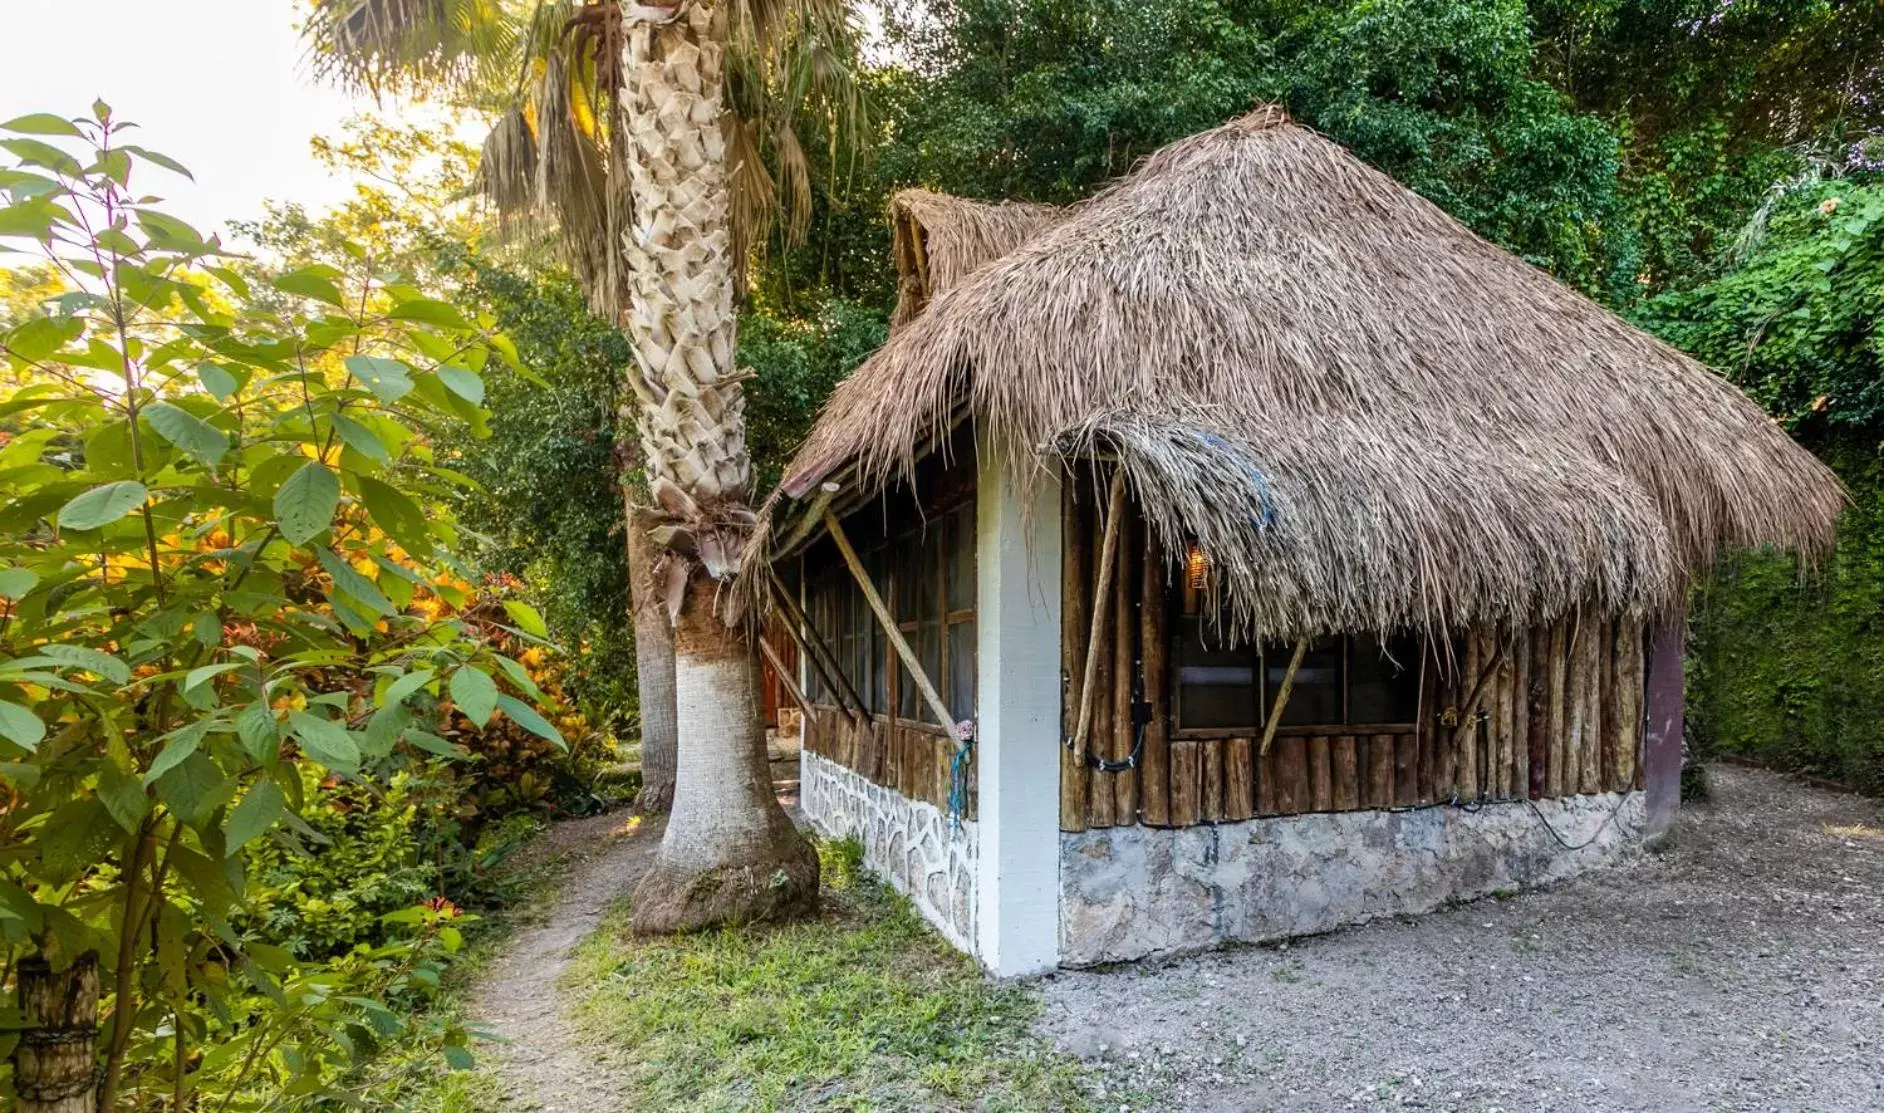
[766,106,1845,640]
[888,189,1062,330]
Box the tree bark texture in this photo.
[10,952,98,1113]
[619,0,817,931]
[625,497,678,813]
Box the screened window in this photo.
[799,503,976,727]
[1174,619,1422,731]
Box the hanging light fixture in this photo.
[1185,542,1209,590]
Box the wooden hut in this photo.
[752,107,1844,974]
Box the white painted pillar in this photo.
[974,447,1063,976]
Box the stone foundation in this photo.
[801,750,978,953]
[1060,793,1645,966]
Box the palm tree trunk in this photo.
[625,497,678,813]
[620,0,817,931]
[10,952,99,1113]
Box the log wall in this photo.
[801,706,976,819]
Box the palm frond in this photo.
[302,0,525,97]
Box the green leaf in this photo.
[57,480,147,530]
[0,138,81,175]
[196,361,241,401]
[496,694,564,747]
[133,209,208,252]
[1,113,81,137]
[120,145,193,180]
[39,644,131,684]
[142,721,209,785]
[97,762,151,832]
[0,568,38,599]
[381,668,436,708]
[0,699,45,750]
[436,365,486,405]
[317,548,394,617]
[332,412,391,465]
[493,655,542,700]
[272,267,347,308]
[450,667,497,727]
[388,298,471,329]
[183,661,245,693]
[501,600,549,639]
[289,710,359,771]
[344,355,414,404]
[236,703,279,764]
[223,778,284,855]
[443,1044,475,1071]
[357,474,431,555]
[402,729,469,761]
[273,461,339,545]
[4,315,81,362]
[144,401,229,467]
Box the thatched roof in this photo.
[766,106,1844,640]
[888,189,1062,330]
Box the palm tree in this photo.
[305,0,857,923]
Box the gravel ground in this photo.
[1035,764,1884,1113]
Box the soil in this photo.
[1036,764,1884,1112]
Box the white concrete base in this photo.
[801,750,978,952]
[1059,793,1646,966]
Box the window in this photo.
[1173,616,1423,731]
[799,502,976,727]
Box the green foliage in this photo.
[0,107,556,1107]
[564,838,1098,1112]
[1655,173,1884,794]
[879,0,1633,296]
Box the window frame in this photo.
[1171,614,1424,737]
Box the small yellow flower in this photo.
[1820,197,1842,215]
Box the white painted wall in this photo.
[973,450,1064,976]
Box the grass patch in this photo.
[565,838,1095,1112]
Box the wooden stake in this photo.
[1072,470,1129,763]
[1111,513,1138,823]
[1061,480,1092,832]
[1259,638,1309,757]
[823,509,954,733]
[1138,531,1171,826]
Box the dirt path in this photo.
[467,751,803,1111]
[1037,764,1884,1113]
[469,808,661,1111]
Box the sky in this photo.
[0,0,369,245]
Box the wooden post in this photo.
[1527,625,1549,800]
[1308,735,1333,811]
[1614,621,1642,790]
[1170,739,1201,826]
[1111,514,1138,823]
[768,567,867,723]
[1576,609,1603,795]
[1276,735,1309,815]
[1257,741,1279,815]
[1202,738,1225,821]
[1332,735,1360,810]
[1457,632,1482,799]
[1070,470,1128,763]
[1060,481,1092,832]
[1259,638,1309,757]
[1395,733,1419,805]
[1368,734,1397,808]
[1546,619,1569,798]
[1138,532,1171,826]
[1599,616,1620,791]
[1510,631,1531,798]
[11,952,99,1113]
[759,637,810,715]
[1225,737,1255,821]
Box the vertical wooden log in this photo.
[1308,735,1334,812]
[1546,619,1569,798]
[1417,645,1439,802]
[11,952,99,1113]
[1577,610,1603,795]
[1224,737,1255,821]
[1395,733,1419,805]
[1510,631,1531,798]
[1257,740,1279,815]
[1170,739,1201,826]
[1112,514,1138,823]
[1615,621,1642,790]
[1060,481,1091,832]
[1333,735,1361,810]
[1494,637,1515,797]
[1527,626,1548,800]
[1433,643,1456,799]
[1600,616,1620,791]
[1457,632,1482,799]
[1276,735,1309,815]
[1139,532,1171,826]
[1369,733,1396,808]
[1202,738,1225,821]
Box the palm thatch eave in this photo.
[759,106,1845,641]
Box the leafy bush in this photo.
[0,106,561,1108]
